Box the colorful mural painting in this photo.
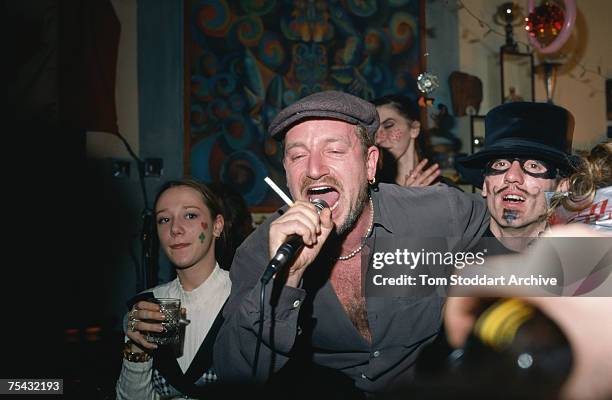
[186,0,423,211]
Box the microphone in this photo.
[260,199,329,284]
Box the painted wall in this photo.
[137,0,185,284]
[425,0,460,126]
[544,0,611,149]
[455,0,611,151]
[85,0,184,329]
[84,0,144,331]
[87,0,139,158]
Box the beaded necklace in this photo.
[335,196,374,261]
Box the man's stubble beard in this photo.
[336,181,370,237]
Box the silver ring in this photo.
[129,308,138,321]
[128,319,138,332]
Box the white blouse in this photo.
[116,263,231,399]
[151,264,231,372]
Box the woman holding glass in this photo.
[116,179,231,399]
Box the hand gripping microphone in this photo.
[260,199,329,284]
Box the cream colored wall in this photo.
[87,0,610,157]
[86,0,139,158]
[457,0,611,151]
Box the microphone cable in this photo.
[251,199,328,380]
[252,280,267,380]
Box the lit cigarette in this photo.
[264,176,294,207]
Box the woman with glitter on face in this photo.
[372,94,442,187]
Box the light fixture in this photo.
[494,2,525,52]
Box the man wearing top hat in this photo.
[457,102,574,251]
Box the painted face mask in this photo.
[485,158,558,179]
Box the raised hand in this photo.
[402,159,440,187]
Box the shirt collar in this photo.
[371,187,393,233]
[178,262,221,296]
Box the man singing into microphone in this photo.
[214,91,489,396]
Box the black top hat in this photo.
[456,102,574,187]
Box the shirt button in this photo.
[292,300,301,309]
[361,373,367,379]
[373,350,380,358]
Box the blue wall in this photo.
[425,0,460,127]
[138,0,185,284]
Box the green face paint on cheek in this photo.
[199,222,209,243]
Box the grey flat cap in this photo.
[269,90,380,141]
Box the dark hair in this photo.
[372,94,420,122]
[207,182,254,268]
[372,94,427,159]
[153,179,228,266]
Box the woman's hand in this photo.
[126,300,165,351]
[402,159,440,187]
